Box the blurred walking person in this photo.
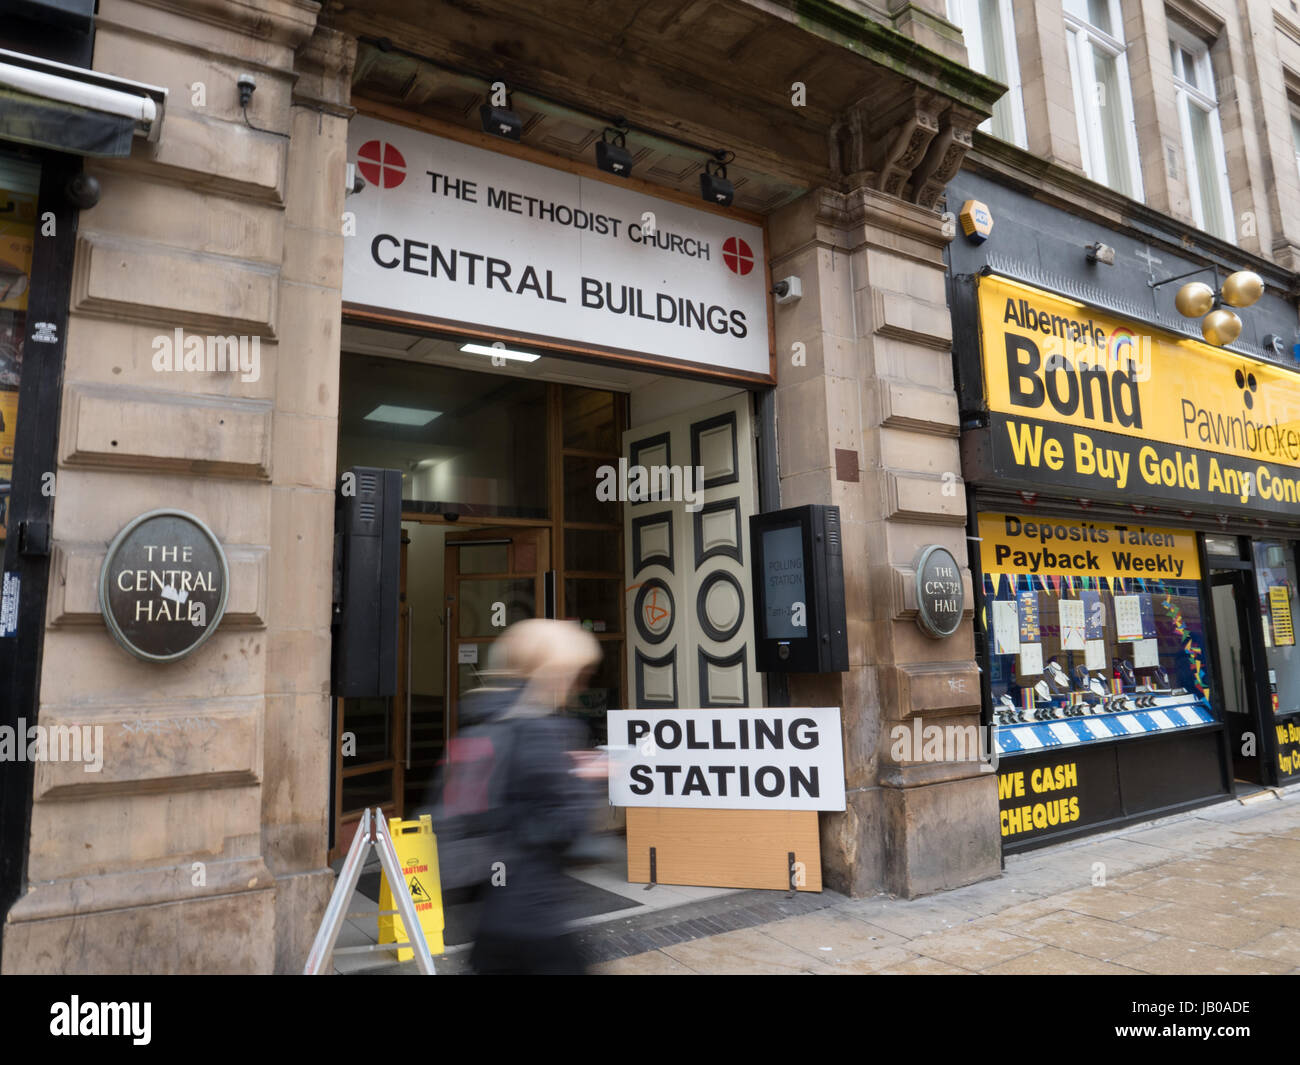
[467,618,605,975]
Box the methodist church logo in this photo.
[357,140,407,189]
[722,236,755,276]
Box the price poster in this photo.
[1081,590,1104,639]
[992,600,1021,655]
[1270,586,1295,647]
[1017,591,1040,643]
[1059,599,1085,651]
[1114,595,1143,641]
[1138,595,1156,639]
[1085,639,1107,671]
[1018,641,1044,677]
[1133,638,1159,669]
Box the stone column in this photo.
[769,175,999,900]
[262,25,356,975]
[0,0,350,974]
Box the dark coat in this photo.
[472,711,595,947]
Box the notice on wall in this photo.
[1113,595,1143,641]
[1133,637,1159,669]
[1085,639,1107,672]
[345,116,772,381]
[1019,641,1044,677]
[993,599,1020,655]
[1270,586,1295,647]
[1059,599,1086,651]
[458,644,478,664]
[606,708,845,811]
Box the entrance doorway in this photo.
[331,522,553,858]
[1210,565,1264,785]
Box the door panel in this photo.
[623,392,760,708]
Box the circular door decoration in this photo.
[633,579,675,644]
[696,570,744,642]
[99,509,230,662]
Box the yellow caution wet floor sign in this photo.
[378,814,445,959]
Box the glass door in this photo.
[443,527,552,738]
[1209,566,1263,785]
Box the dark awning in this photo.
[0,47,165,157]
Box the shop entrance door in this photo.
[443,527,552,738]
[1210,566,1264,785]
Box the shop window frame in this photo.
[946,0,1028,149]
[1168,25,1235,242]
[1064,0,1146,201]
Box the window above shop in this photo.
[1064,0,1145,200]
[947,0,1027,149]
[1169,28,1234,242]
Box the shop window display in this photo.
[979,513,1217,753]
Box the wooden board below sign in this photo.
[625,808,821,891]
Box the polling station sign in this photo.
[606,708,845,811]
[977,274,1300,517]
[344,115,772,381]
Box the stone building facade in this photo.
[14,0,1298,973]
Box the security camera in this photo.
[237,73,257,107]
[772,276,802,304]
[346,164,365,196]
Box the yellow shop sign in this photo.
[978,512,1202,582]
[977,275,1300,514]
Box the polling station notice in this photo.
[606,708,845,811]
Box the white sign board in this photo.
[606,708,845,811]
[344,116,772,379]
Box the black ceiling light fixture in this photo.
[596,123,633,177]
[699,151,735,207]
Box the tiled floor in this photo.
[593,785,1300,975]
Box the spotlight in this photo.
[1085,242,1115,265]
[480,102,521,141]
[700,157,734,207]
[596,127,633,177]
[1221,270,1264,308]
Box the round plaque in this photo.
[915,545,964,639]
[99,509,230,662]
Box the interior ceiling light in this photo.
[460,342,541,363]
[363,404,442,426]
[699,152,735,207]
[596,124,633,177]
